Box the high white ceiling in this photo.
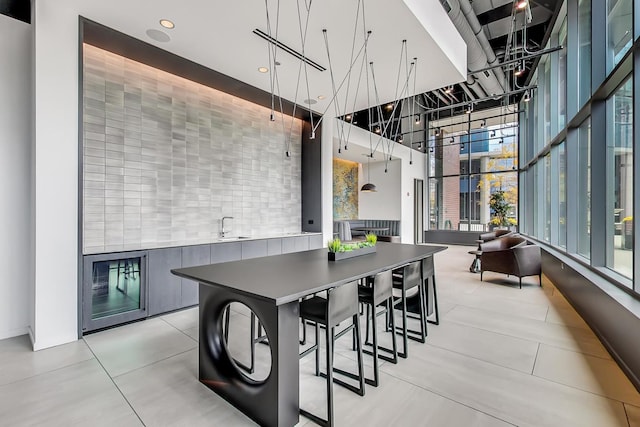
[76,0,467,114]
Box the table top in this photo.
[172,243,447,306]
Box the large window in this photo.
[558,142,567,248]
[543,58,552,143]
[544,153,551,242]
[429,119,518,232]
[578,118,591,259]
[519,2,638,295]
[558,18,567,131]
[607,77,633,280]
[578,0,591,108]
[607,0,632,72]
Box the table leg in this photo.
[199,283,299,427]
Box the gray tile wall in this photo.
[83,45,302,254]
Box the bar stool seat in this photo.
[299,281,365,427]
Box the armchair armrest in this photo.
[513,245,542,277]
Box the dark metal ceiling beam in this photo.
[469,45,563,76]
[426,86,536,113]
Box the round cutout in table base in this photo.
[221,302,272,382]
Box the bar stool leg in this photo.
[326,325,335,427]
[315,323,320,377]
[400,287,409,358]
[426,275,440,325]
[419,283,427,338]
[389,296,398,363]
[370,308,380,386]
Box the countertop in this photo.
[83,231,323,255]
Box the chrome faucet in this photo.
[221,216,234,238]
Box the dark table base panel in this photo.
[199,283,300,427]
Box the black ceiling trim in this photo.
[253,29,326,72]
[0,0,30,24]
[81,17,318,122]
[477,3,513,27]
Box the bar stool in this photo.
[358,269,398,387]
[392,260,427,358]
[299,281,365,427]
[422,255,440,325]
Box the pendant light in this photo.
[361,155,377,192]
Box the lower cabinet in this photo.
[242,240,268,259]
[309,234,324,250]
[282,236,309,253]
[147,247,182,316]
[180,244,211,308]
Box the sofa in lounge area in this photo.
[479,235,542,288]
[334,219,401,242]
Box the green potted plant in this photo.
[327,236,377,261]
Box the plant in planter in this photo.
[489,190,510,229]
[365,233,377,245]
[328,238,342,253]
[327,236,376,260]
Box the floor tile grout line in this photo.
[531,342,541,375]
[420,341,539,376]
[108,346,197,380]
[440,316,551,348]
[0,352,96,389]
[623,403,631,427]
[158,317,199,343]
[528,366,640,407]
[81,338,147,426]
[444,316,610,360]
[378,366,518,427]
[537,341,614,362]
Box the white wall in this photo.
[359,160,402,220]
[32,1,83,349]
[0,15,32,340]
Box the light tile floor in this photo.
[1,244,639,426]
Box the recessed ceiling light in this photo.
[258,67,269,73]
[159,19,175,29]
[317,95,326,100]
[515,0,528,10]
[303,98,318,105]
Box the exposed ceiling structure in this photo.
[427,0,562,114]
[343,0,562,150]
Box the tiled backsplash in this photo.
[83,45,302,254]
